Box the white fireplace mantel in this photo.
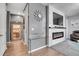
[48,4,66,47]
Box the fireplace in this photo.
[52,32,64,39]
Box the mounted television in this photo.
[53,12,63,26]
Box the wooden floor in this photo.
[31,47,65,56]
[4,40,28,56]
[3,40,64,56]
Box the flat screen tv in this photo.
[53,12,63,26]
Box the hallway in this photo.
[4,40,28,56]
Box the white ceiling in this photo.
[50,3,79,18]
[42,3,79,18]
[7,3,79,18]
[7,3,26,12]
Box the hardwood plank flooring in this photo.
[31,47,65,56]
[3,40,64,56]
[4,40,28,56]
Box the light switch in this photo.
[32,28,34,31]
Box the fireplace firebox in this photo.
[52,32,64,39]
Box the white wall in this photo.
[65,18,70,39]
[7,3,26,14]
[68,17,79,38]
[71,19,79,31]
[0,3,6,56]
[65,16,79,40]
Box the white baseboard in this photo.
[1,45,7,56]
[28,45,47,53]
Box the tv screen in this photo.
[53,12,63,26]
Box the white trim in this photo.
[1,45,7,56]
[28,45,47,53]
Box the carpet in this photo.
[51,40,79,56]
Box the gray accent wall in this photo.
[28,3,46,50]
